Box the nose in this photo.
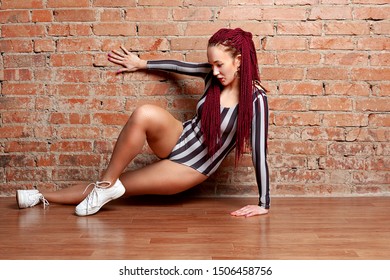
[212,66,219,76]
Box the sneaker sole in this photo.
[75,186,125,217]
[16,190,22,209]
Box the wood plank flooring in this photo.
[0,196,389,260]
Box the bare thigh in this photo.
[131,104,183,158]
[120,160,208,196]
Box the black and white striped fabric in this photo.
[147,60,270,209]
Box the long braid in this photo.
[202,28,260,163]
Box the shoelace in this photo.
[82,181,112,214]
[40,196,50,209]
[33,186,50,209]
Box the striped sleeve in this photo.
[251,88,270,209]
[147,60,211,78]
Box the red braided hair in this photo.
[201,28,260,163]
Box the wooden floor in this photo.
[0,195,389,260]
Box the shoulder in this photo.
[252,81,268,99]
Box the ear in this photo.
[235,54,242,68]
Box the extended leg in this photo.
[41,104,183,205]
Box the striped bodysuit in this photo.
[147,60,270,209]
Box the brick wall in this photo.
[0,0,389,198]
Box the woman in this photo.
[16,28,270,218]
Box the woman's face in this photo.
[207,45,241,87]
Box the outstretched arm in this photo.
[231,88,270,218]
[108,47,211,78]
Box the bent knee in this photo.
[130,104,158,123]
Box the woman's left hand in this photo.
[230,205,269,218]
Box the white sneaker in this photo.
[75,179,125,216]
[16,189,49,209]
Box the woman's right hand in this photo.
[107,46,147,74]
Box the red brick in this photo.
[2,25,46,37]
[354,6,390,20]
[279,82,323,96]
[324,22,370,35]
[53,9,96,22]
[323,113,368,127]
[309,6,352,20]
[2,83,45,95]
[50,141,93,152]
[3,69,33,81]
[329,143,375,157]
[2,111,42,124]
[307,67,349,80]
[301,127,345,141]
[93,23,136,36]
[218,6,262,21]
[58,155,101,166]
[50,53,94,67]
[264,37,307,50]
[32,10,53,22]
[261,67,305,80]
[4,54,46,68]
[0,126,33,138]
[57,127,100,139]
[310,37,354,50]
[351,68,390,81]
[372,84,390,97]
[277,22,322,35]
[69,113,91,124]
[6,169,50,182]
[357,38,390,51]
[274,112,321,126]
[372,22,390,35]
[94,0,136,6]
[138,23,182,36]
[0,10,30,23]
[263,7,307,20]
[269,140,327,155]
[170,37,209,51]
[277,52,321,65]
[93,113,129,125]
[352,171,390,185]
[0,39,33,53]
[1,0,44,9]
[34,39,56,52]
[324,52,368,66]
[369,114,390,127]
[173,7,213,21]
[356,98,390,112]
[100,10,122,22]
[370,53,390,66]
[268,97,307,111]
[309,97,352,111]
[52,168,96,181]
[0,96,33,110]
[185,22,228,36]
[325,82,370,96]
[55,69,100,83]
[231,22,274,36]
[5,141,48,153]
[184,0,227,6]
[47,0,89,8]
[57,38,100,51]
[69,24,92,36]
[352,0,390,3]
[346,128,390,142]
[125,7,170,21]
